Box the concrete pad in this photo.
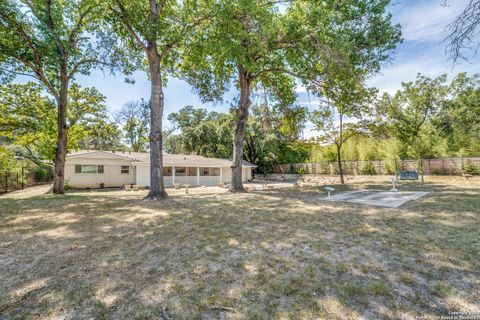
[321,189,429,208]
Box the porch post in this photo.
[220,167,223,183]
[197,167,200,186]
[172,166,176,185]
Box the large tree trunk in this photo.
[230,66,251,192]
[145,51,168,200]
[52,67,69,194]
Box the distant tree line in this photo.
[2,71,480,183]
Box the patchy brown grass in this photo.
[0,176,479,319]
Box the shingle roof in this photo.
[67,150,257,167]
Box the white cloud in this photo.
[391,0,469,42]
[369,46,480,94]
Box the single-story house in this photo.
[65,150,257,188]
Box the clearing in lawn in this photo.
[322,189,430,208]
[0,177,479,319]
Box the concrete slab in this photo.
[321,189,429,208]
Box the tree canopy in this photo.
[0,0,113,193]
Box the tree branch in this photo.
[111,0,148,52]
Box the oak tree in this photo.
[107,0,209,200]
[0,0,111,193]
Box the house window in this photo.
[200,167,220,176]
[121,165,130,174]
[83,165,99,174]
[210,168,220,176]
[75,165,104,174]
[175,167,186,176]
[187,167,197,176]
[163,167,172,176]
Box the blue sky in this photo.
[74,0,478,138]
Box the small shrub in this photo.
[64,179,71,191]
[431,168,443,176]
[33,165,53,182]
[384,165,396,175]
[361,162,376,175]
[399,274,416,286]
[335,262,349,275]
[329,163,337,175]
[463,163,480,175]
[369,282,393,297]
[295,167,305,175]
[341,284,363,298]
[449,169,461,175]
[432,283,451,298]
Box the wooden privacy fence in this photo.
[272,157,480,176]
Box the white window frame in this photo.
[75,164,104,174]
[121,165,130,174]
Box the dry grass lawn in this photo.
[0,177,479,319]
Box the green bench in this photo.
[399,170,418,180]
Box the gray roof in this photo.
[67,150,257,167]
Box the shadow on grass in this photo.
[0,182,479,319]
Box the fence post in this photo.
[21,165,24,189]
[395,160,399,179]
[4,172,8,193]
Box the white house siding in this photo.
[243,167,252,181]
[65,158,133,188]
[175,176,198,186]
[198,175,221,185]
[220,166,250,183]
[135,163,149,186]
[221,166,231,183]
[65,151,256,188]
[135,165,250,187]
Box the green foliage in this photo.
[106,0,205,78]
[0,0,108,88]
[294,167,305,175]
[165,106,234,159]
[76,120,123,151]
[0,82,123,160]
[434,73,480,156]
[0,83,57,159]
[181,0,296,106]
[375,74,449,160]
[383,159,398,175]
[244,104,308,173]
[115,100,150,152]
[64,178,72,191]
[295,0,401,182]
[164,104,308,173]
[0,147,16,172]
[361,162,376,175]
[33,166,53,182]
[369,282,393,298]
[276,142,311,164]
[463,163,480,175]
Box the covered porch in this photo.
[134,163,225,187]
[163,166,223,187]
